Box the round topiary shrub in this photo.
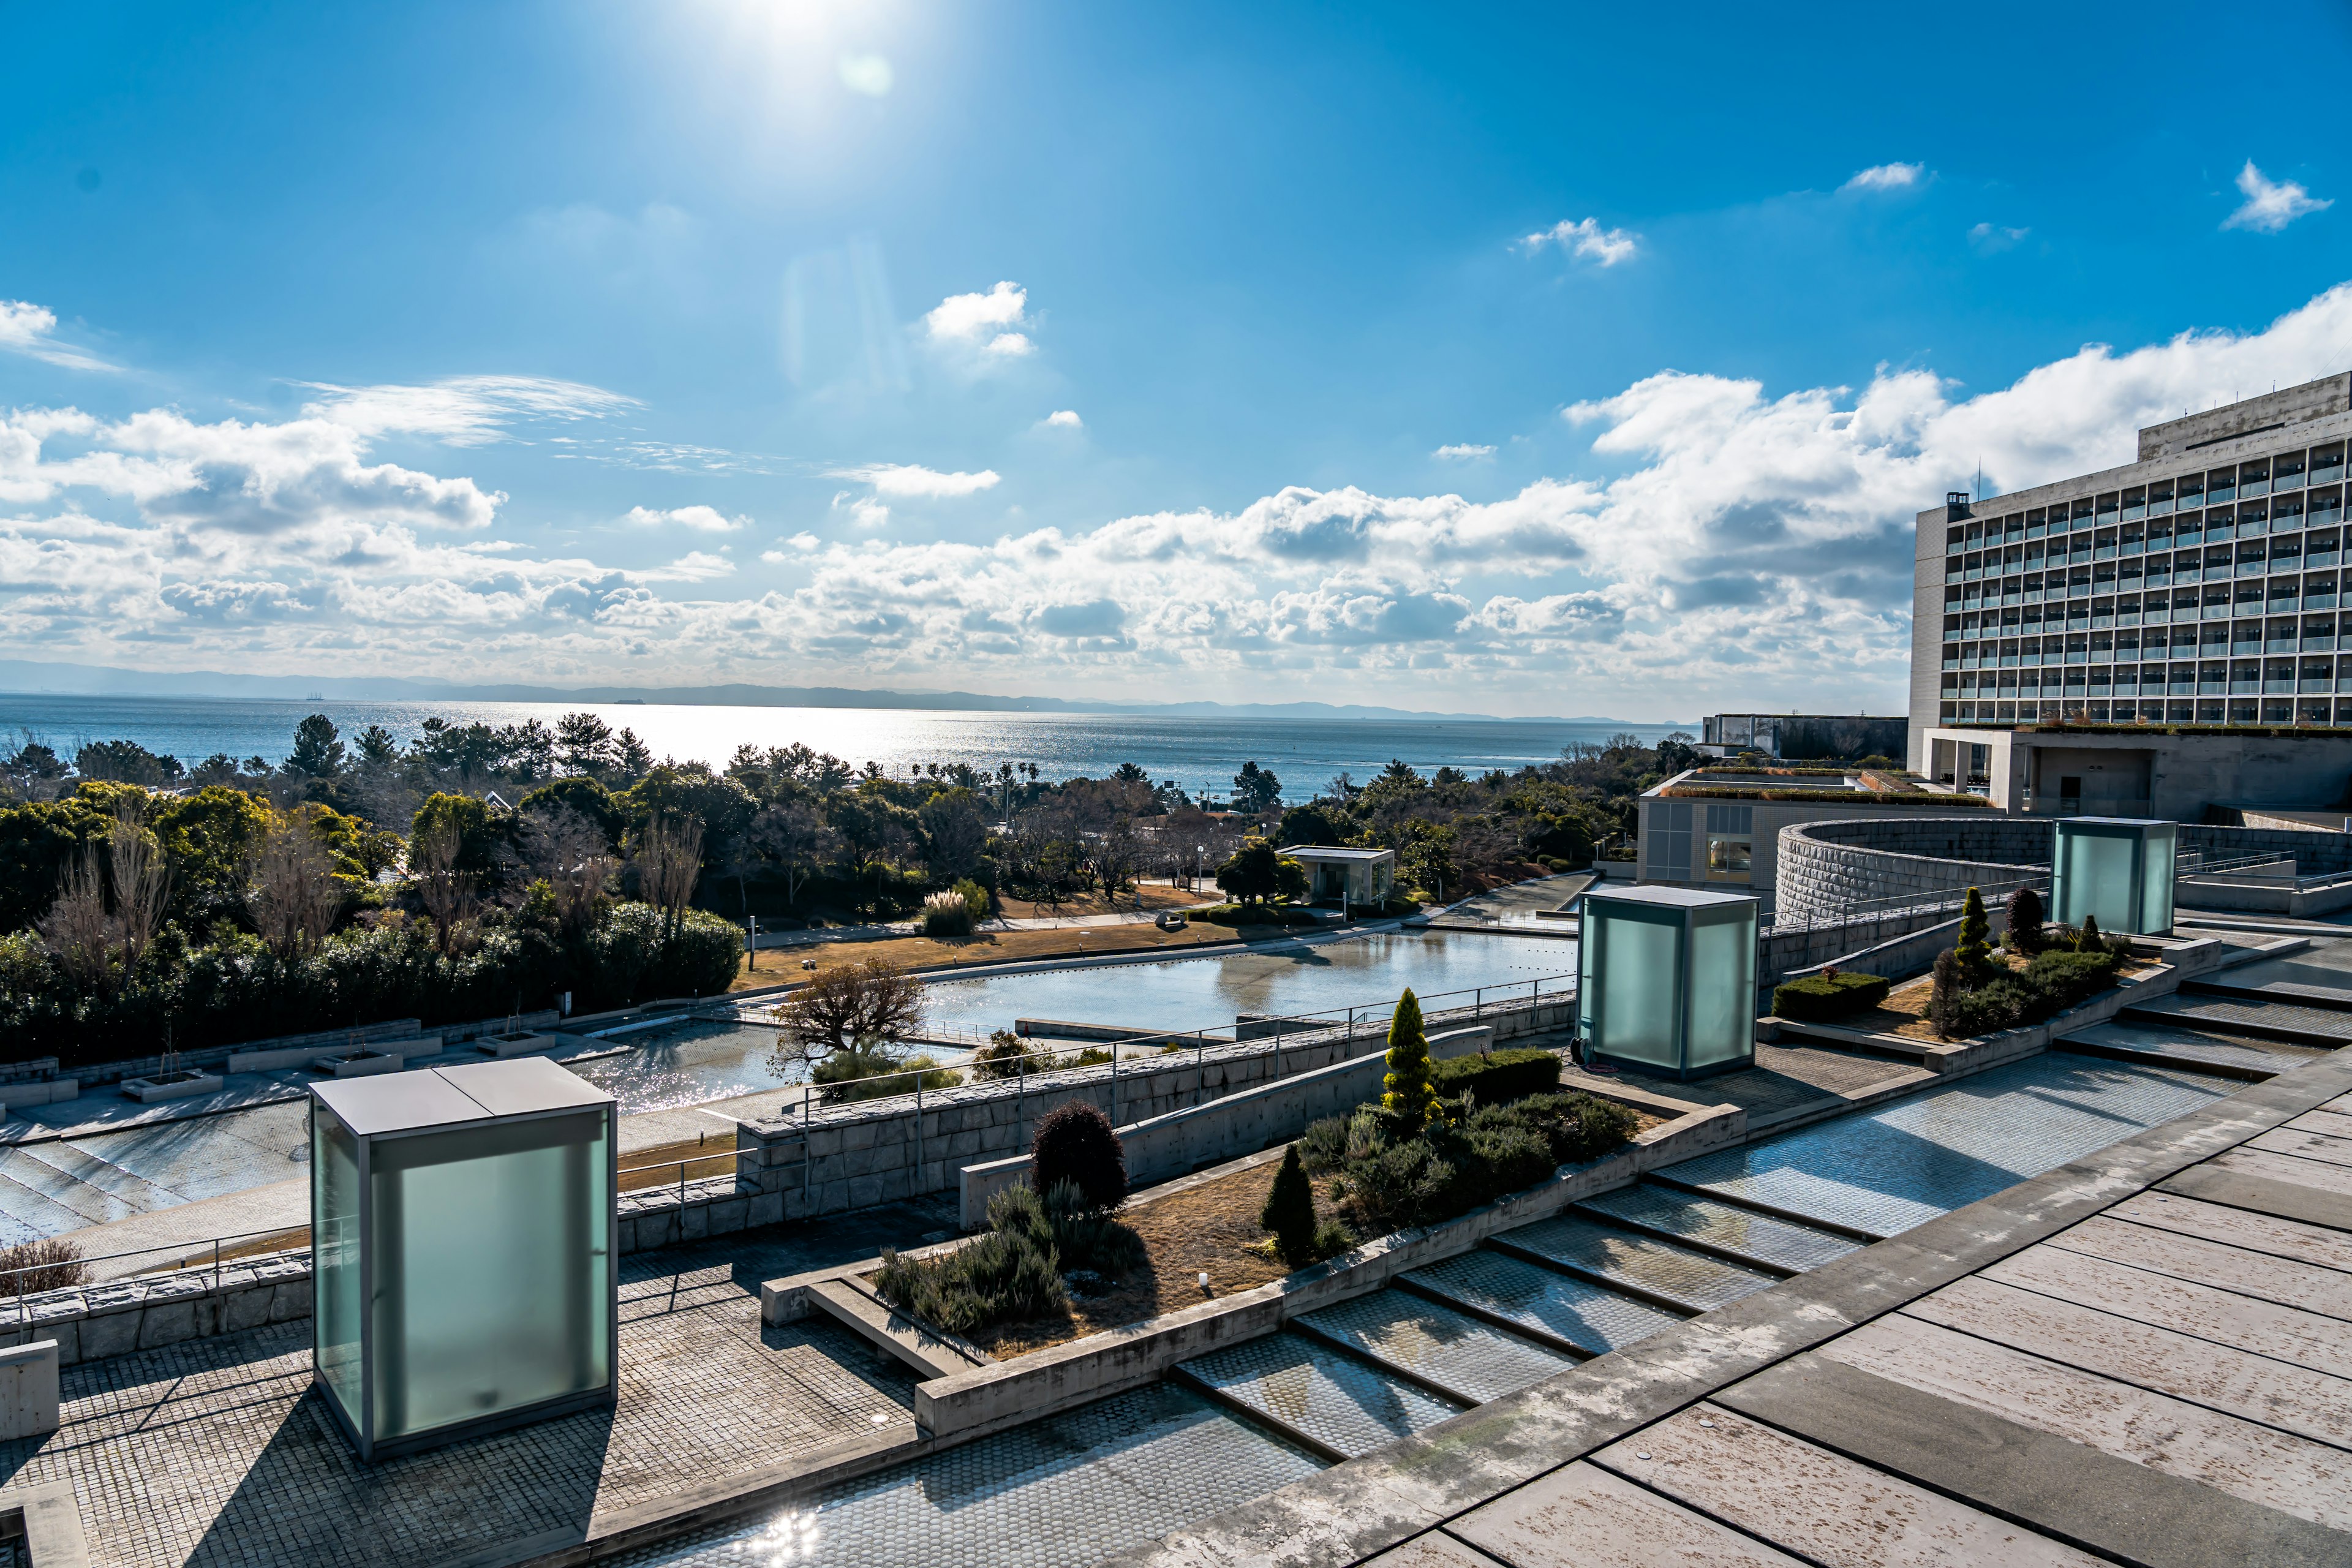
[1031,1099,1128,1212]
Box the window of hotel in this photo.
[2207,467,2237,504]
[2239,458,2269,498]
[1648,801,1692,879]
[2313,443,2345,484]
[2277,450,2307,488]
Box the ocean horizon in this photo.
[0,692,1690,800]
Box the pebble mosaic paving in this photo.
[1177,1330,1464,1458]
[1400,1248,1687,1355]
[607,1382,1325,1568]
[1293,1291,1575,1405]
[1497,1215,1784,1312]
[1659,1055,2236,1238]
[1574,1183,1861,1272]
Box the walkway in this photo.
[0,1198,954,1568]
[1113,1044,2352,1567]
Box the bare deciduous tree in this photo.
[633,815,704,937]
[37,847,113,992]
[107,803,169,971]
[409,818,477,953]
[764,957,923,1072]
[247,808,341,959]
[519,806,614,936]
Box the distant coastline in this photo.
[0,657,1689,728]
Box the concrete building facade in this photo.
[1909,375,2352,796]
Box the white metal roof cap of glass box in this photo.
[309,1056,617,1464]
[1585,883,1758,912]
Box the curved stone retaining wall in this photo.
[1775,814,2352,923]
[1775,818,2051,922]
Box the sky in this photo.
[2,2,2350,720]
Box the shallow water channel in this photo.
[608,1051,2238,1568]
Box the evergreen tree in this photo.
[2005,885,2045,955]
[1382,987,1438,1129]
[2077,912,2102,952]
[1260,1144,1318,1265]
[1955,886,1992,977]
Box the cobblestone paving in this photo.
[1559,1040,1917,1120]
[1575,1183,1861,1272]
[0,1208,952,1567]
[1294,1291,1573,1405]
[1178,1331,1462,1458]
[1499,1215,1784,1311]
[2130,993,2352,1042]
[606,1382,1325,1568]
[1401,1249,1685,1356]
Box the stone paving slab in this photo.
[0,1200,954,1567]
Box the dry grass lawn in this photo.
[731,914,1278,992]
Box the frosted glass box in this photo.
[2051,817,2176,937]
[1577,886,1758,1080]
[311,1057,617,1461]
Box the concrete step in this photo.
[2122,993,2352,1049]
[2184,975,2352,1013]
[2057,1020,2332,1081]
[805,1277,990,1381]
[1490,1214,1782,1315]
[1574,1182,1861,1275]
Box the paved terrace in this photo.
[1115,1044,2352,1568]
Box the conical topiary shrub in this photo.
[1031,1099,1128,1212]
[2077,912,2102,953]
[1382,988,1438,1130]
[1260,1144,1318,1266]
[1956,886,1992,978]
[2005,885,2045,955]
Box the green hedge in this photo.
[1771,971,1891,1021]
[1430,1047,1561,1104]
[1932,946,2122,1038]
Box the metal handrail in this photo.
[0,1222,314,1297]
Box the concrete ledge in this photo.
[226,1034,443,1075]
[1772,933,2291,1074]
[0,1479,89,1568]
[912,1101,1746,1444]
[117,1072,223,1104]
[0,1340,58,1441]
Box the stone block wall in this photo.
[0,1255,313,1368]
[1774,816,2052,924]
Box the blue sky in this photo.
[2,1,2348,717]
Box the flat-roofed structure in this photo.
[1277,843,1396,904]
[1912,374,2352,812]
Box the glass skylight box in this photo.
[311,1057,617,1461]
[2051,817,2176,937]
[1577,885,1758,1080]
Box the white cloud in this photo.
[0,301,118,372]
[2225,160,2332,233]
[1843,162,1926,192]
[1044,410,1083,429]
[1520,218,1638,266]
[623,504,745,533]
[1433,443,1496,460]
[7,284,2352,712]
[837,53,892,96]
[923,282,1035,360]
[836,463,1001,498]
[1968,222,2030,252]
[301,374,639,446]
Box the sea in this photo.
[0,693,1687,799]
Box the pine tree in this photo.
[1382,988,1438,1129]
[1955,886,1992,978]
[1260,1145,1318,1265]
[2078,913,2102,952]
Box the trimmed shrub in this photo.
[1260,1145,1319,1265]
[1429,1046,1561,1104]
[1771,971,1892,1021]
[871,1178,1144,1336]
[1310,1090,1639,1232]
[1031,1099,1128,1211]
[1382,989,1438,1129]
[1195,903,1324,928]
[1933,943,2121,1039]
[1955,887,1994,980]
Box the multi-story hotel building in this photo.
[1908,374,2352,817]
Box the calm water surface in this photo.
[0,693,1684,799]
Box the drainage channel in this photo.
[605,1051,2247,1568]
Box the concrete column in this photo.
[0,1340,60,1441]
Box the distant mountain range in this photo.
[0,657,1686,727]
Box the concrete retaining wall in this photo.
[732,995,1577,1229]
[956,1027,1498,1227]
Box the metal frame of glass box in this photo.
[1576,884,1759,1080]
[2050,817,2177,937]
[310,1057,618,1462]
